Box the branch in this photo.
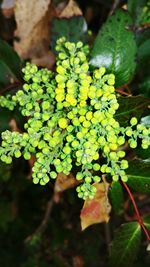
[122,182,150,241]
[109,0,120,16]
[0,81,22,96]
[25,196,54,243]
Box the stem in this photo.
[122,181,150,241]
[0,81,22,95]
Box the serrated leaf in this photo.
[0,39,21,89]
[110,222,141,267]
[51,16,88,53]
[127,0,147,26]
[109,181,124,215]
[90,9,137,87]
[114,96,150,126]
[127,160,150,193]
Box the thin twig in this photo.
[0,81,22,95]
[109,0,120,16]
[115,88,131,96]
[122,182,150,241]
[25,196,54,243]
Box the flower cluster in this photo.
[0,37,149,200]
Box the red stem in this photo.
[122,181,150,241]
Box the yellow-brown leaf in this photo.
[80,183,111,230]
[54,172,79,193]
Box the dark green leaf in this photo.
[0,161,11,182]
[51,16,88,53]
[110,222,141,267]
[114,96,150,126]
[0,39,21,90]
[127,0,147,26]
[138,39,150,64]
[127,160,150,193]
[90,9,137,87]
[0,107,12,132]
[136,29,150,46]
[135,147,150,159]
[138,77,150,97]
[109,181,124,215]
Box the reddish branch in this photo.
[0,81,22,95]
[122,182,150,241]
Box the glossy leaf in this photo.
[51,16,88,53]
[109,181,124,215]
[90,9,137,87]
[114,96,150,126]
[127,160,150,193]
[110,222,141,267]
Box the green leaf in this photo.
[114,96,150,126]
[135,147,150,160]
[110,222,141,267]
[127,160,150,193]
[138,77,150,97]
[127,0,147,26]
[140,115,150,127]
[143,215,150,230]
[138,38,150,65]
[0,107,12,132]
[90,9,137,87]
[109,181,124,215]
[0,39,21,90]
[51,16,88,53]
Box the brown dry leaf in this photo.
[31,51,55,69]
[80,182,111,230]
[59,0,82,18]
[54,172,79,193]
[73,255,84,267]
[9,118,20,132]
[1,0,15,17]
[14,0,54,59]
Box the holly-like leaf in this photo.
[127,160,150,193]
[109,181,124,215]
[90,9,137,87]
[80,182,111,230]
[114,96,150,126]
[51,16,88,53]
[110,222,141,267]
